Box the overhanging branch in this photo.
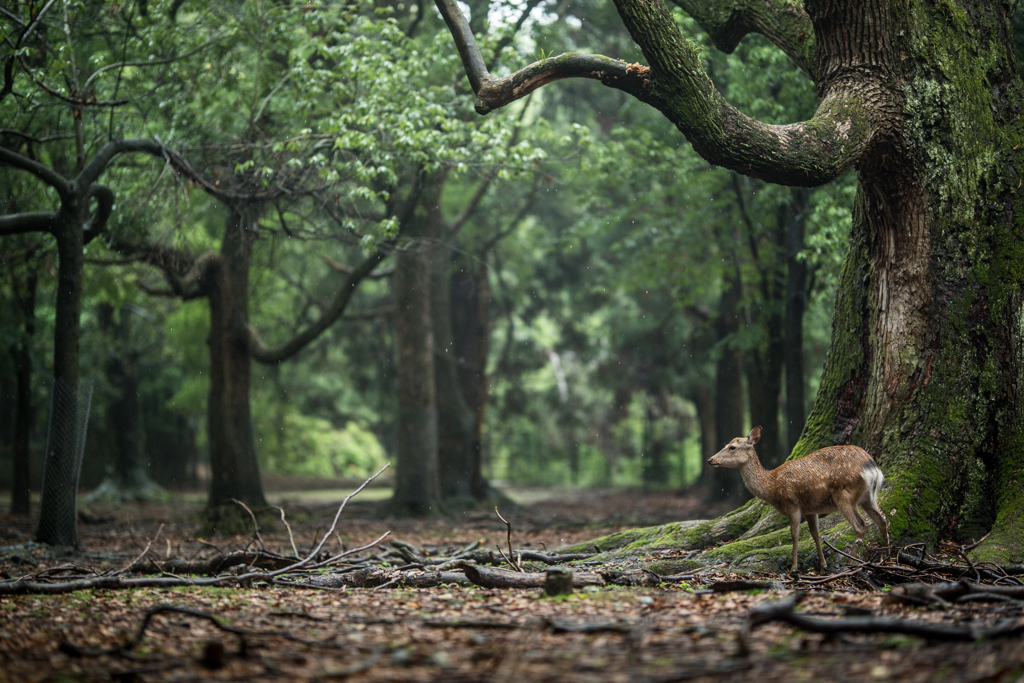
[611,0,875,186]
[436,0,875,187]
[433,0,656,114]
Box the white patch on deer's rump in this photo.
[861,465,884,501]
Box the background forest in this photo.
[2,0,861,515]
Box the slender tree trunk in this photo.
[689,384,716,462]
[745,330,784,468]
[34,219,87,547]
[702,271,748,502]
[783,187,810,454]
[206,208,266,510]
[393,175,444,514]
[450,252,492,498]
[641,394,669,487]
[432,244,478,501]
[94,304,151,493]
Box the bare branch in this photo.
[433,0,656,115]
[0,210,56,235]
[249,247,392,364]
[0,129,74,144]
[0,145,72,200]
[82,37,222,91]
[668,0,816,79]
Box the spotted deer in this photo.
[708,426,889,572]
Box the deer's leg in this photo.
[806,513,826,571]
[861,499,890,549]
[789,513,802,573]
[837,497,868,560]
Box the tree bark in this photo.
[33,213,88,547]
[392,174,445,514]
[206,208,266,510]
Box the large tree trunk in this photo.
[392,175,444,514]
[585,0,1024,566]
[206,208,266,510]
[783,187,810,453]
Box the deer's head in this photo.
[707,426,761,468]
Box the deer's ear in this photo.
[748,426,762,444]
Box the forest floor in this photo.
[0,485,1022,682]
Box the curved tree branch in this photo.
[437,0,880,187]
[75,138,259,203]
[249,247,392,365]
[82,184,113,244]
[111,235,219,300]
[0,211,56,235]
[667,0,816,79]
[81,37,222,91]
[0,145,73,200]
[613,0,880,186]
[434,0,657,114]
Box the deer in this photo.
[707,426,889,573]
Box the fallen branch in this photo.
[59,604,251,658]
[455,561,605,590]
[737,593,1024,655]
[883,580,1024,607]
[113,526,162,577]
[0,466,391,596]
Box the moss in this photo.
[562,500,763,558]
[972,425,1024,563]
[642,558,706,575]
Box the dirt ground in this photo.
[0,486,1022,682]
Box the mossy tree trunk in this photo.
[436,0,1024,563]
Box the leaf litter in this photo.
[1,481,1022,682]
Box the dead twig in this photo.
[112,524,163,577]
[494,507,522,572]
[962,532,992,554]
[228,498,266,553]
[272,506,300,559]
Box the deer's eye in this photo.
[728,445,735,450]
